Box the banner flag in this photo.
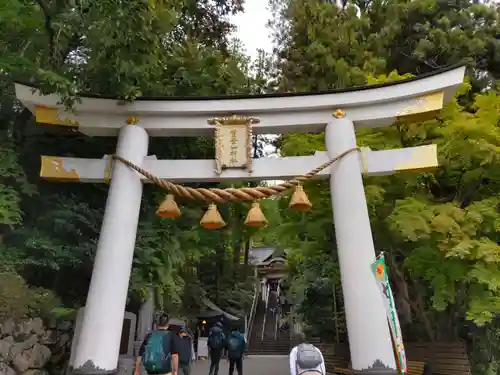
[371,253,407,375]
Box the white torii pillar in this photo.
[73,124,148,373]
[327,116,395,372]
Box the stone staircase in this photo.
[247,292,290,355]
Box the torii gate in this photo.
[15,65,465,375]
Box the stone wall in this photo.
[0,318,73,375]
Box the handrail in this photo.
[261,284,270,341]
[274,304,279,340]
[245,288,254,335]
[246,283,260,347]
[275,284,281,340]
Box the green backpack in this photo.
[143,331,170,373]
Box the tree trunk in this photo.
[215,244,225,304]
[243,239,250,266]
[386,251,412,324]
[232,231,243,271]
[410,287,436,341]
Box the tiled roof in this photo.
[249,246,275,264]
[249,246,287,265]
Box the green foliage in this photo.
[50,307,78,321]
[265,1,500,371]
[277,87,500,342]
[0,272,61,322]
[0,142,36,228]
[0,0,258,321]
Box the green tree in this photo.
[265,0,500,372]
[0,0,258,320]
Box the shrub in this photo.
[0,272,61,323]
[28,286,63,320]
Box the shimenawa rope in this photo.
[106,147,360,204]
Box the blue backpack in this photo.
[227,336,244,359]
[143,331,170,373]
[208,330,225,350]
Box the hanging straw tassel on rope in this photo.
[289,183,312,211]
[109,147,360,228]
[156,194,181,219]
[200,204,226,229]
[244,202,268,228]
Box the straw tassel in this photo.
[156,194,181,219]
[244,202,268,228]
[200,204,226,229]
[289,184,312,211]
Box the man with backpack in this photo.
[207,322,225,375]
[178,327,193,375]
[226,328,246,375]
[135,314,180,375]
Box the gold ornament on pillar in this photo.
[156,194,181,219]
[333,109,345,119]
[244,202,268,228]
[289,184,312,211]
[200,204,226,229]
[126,116,139,125]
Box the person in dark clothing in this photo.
[207,322,225,375]
[135,314,180,375]
[178,328,193,375]
[226,329,245,375]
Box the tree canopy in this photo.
[0,0,259,322]
[255,0,500,373]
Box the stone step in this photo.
[247,349,290,355]
[249,341,290,345]
[248,343,290,351]
[247,300,290,355]
[248,347,289,351]
[248,345,290,350]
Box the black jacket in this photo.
[178,335,192,365]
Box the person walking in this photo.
[289,343,326,375]
[135,314,180,375]
[178,328,193,375]
[226,328,246,375]
[207,322,225,375]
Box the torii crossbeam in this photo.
[15,64,465,375]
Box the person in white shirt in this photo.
[289,343,326,375]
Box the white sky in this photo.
[230,1,279,182]
[230,0,273,60]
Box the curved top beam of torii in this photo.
[15,64,466,137]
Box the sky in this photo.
[230,0,273,60]
[230,1,278,159]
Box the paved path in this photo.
[191,355,289,375]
